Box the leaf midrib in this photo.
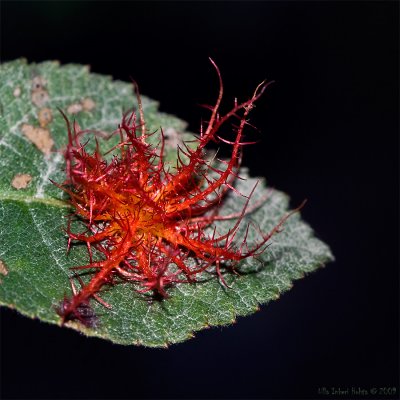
[0,193,69,208]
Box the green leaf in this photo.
[0,59,333,347]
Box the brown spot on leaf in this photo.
[82,97,96,111]
[31,76,49,107]
[67,98,96,115]
[67,103,83,115]
[38,107,53,128]
[31,76,47,90]
[11,173,32,189]
[21,123,54,155]
[164,127,183,149]
[0,260,8,276]
[13,86,21,97]
[31,89,49,107]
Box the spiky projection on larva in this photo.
[53,60,300,327]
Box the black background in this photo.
[0,2,398,399]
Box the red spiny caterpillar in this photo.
[53,60,301,327]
